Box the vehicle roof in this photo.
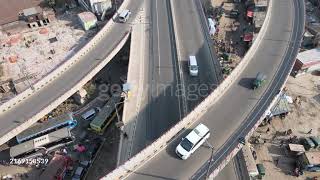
[10,128,71,157]
[90,96,121,127]
[256,72,266,80]
[75,166,84,175]
[189,56,197,66]
[185,124,209,144]
[82,109,96,118]
[17,113,74,142]
[119,9,130,17]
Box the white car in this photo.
[118,9,131,23]
[176,123,210,160]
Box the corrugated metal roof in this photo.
[297,48,320,64]
[0,0,42,25]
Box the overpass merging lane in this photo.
[119,0,221,165]
[126,0,305,179]
[0,0,143,145]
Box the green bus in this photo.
[90,96,123,135]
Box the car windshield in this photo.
[180,138,194,152]
[190,65,198,71]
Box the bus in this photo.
[16,113,77,143]
[10,127,74,158]
[90,96,123,135]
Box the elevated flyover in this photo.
[118,0,221,166]
[0,0,143,145]
[104,0,305,179]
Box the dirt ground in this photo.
[209,0,248,78]
[252,73,320,180]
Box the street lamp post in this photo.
[205,140,215,180]
[114,101,125,125]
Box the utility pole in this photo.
[205,140,215,180]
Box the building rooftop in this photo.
[305,151,320,165]
[288,144,305,153]
[23,7,40,16]
[297,48,320,65]
[0,0,42,25]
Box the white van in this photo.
[118,9,131,23]
[208,18,216,37]
[81,107,100,120]
[176,123,210,160]
[188,56,199,76]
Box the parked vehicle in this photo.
[11,128,73,158]
[81,107,100,121]
[72,166,84,180]
[118,9,131,23]
[301,137,316,150]
[16,113,76,143]
[188,56,199,76]
[175,124,210,160]
[310,136,320,148]
[253,72,266,89]
[256,163,266,178]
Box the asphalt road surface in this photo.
[119,0,221,164]
[0,0,143,143]
[126,0,304,179]
[118,0,182,164]
[172,0,222,112]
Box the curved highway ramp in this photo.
[105,0,305,179]
[0,0,143,145]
